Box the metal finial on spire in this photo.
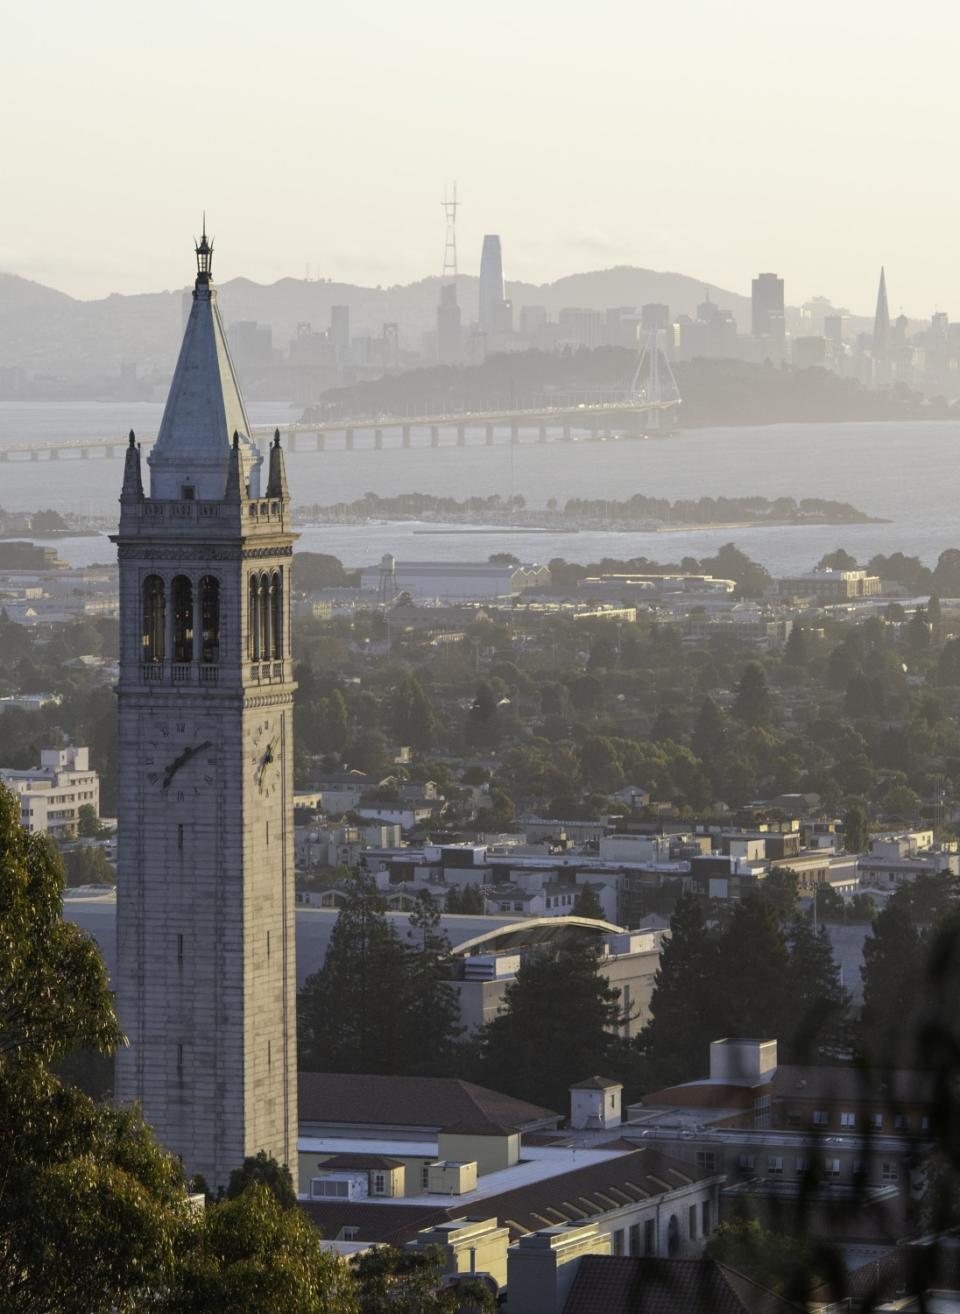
[273,428,281,448]
[128,429,136,447]
[195,218,213,284]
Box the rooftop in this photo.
[298,1072,559,1132]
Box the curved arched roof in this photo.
[449,915,625,958]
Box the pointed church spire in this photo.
[224,431,242,501]
[873,266,890,361]
[266,429,289,501]
[148,230,263,501]
[120,429,144,501]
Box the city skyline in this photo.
[1,0,957,311]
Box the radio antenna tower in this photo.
[441,181,459,283]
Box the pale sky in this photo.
[0,0,955,316]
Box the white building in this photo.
[359,556,550,602]
[0,746,100,838]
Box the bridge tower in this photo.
[628,329,681,433]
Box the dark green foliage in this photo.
[707,1218,820,1303]
[226,1151,297,1209]
[732,662,773,727]
[479,944,624,1110]
[298,874,410,1074]
[351,1244,495,1314]
[639,893,720,1087]
[76,803,104,838]
[172,1183,357,1314]
[572,884,605,920]
[390,675,438,751]
[298,877,464,1078]
[842,805,868,854]
[860,903,923,1064]
[62,845,115,887]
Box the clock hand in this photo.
[162,740,212,789]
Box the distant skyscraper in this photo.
[477,234,513,340]
[751,272,785,342]
[872,267,890,361]
[437,283,462,364]
[330,305,350,354]
[641,304,671,333]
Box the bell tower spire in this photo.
[145,227,262,500]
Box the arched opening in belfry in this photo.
[248,573,260,660]
[259,574,271,661]
[200,575,220,663]
[271,569,283,659]
[171,575,193,663]
[142,575,165,663]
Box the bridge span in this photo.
[0,398,680,463]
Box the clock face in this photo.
[143,717,218,805]
[248,717,281,798]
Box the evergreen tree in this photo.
[732,663,773,727]
[860,902,923,1064]
[480,945,623,1110]
[572,884,605,920]
[692,696,726,764]
[640,893,719,1085]
[842,805,868,854]
[403,893,464,1074]
[714,895,790,1041]
[318,690,349,754]
[390,676,438,752]
[905,607,932,654]
[783,624,809,667]
[298,874,409,1074]
[226,1152,297,1209]
[783,915,848,1062]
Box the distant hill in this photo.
[0,265,850,384]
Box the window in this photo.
[341,1227,359,1241]
[644,1219,656,1256]
[176,933,183,964]
[142,575,165,663]
[840,1112,856,1128]
[701,1200,711,1236]
[688,1205,697,1239]
[795,1157,809,1174]
[259,575,271,661]
[921,1116,930,1132]
[695,1151,716,1171]
[628,1224,640,1256]
[177,823,184,851]
[667,1215,679,1257]
[176,1043,184,1071]
[612,1230,624,1256]
[311,1179,349,1199]
[894,1114,906,1131]
[871,1113,883,1131]
[372,1173,386,1195]
[768,1157,784,1175]
[180,484,195,501]
[881,1162,899,1183]
[737,1154,754,1171]
[267,1040,271,1067]
[248,575,260,659]
[271,570,283,658]
[824,1158,841,1178]
[421,1165,431,1189]
[199,576,220,662]
[813,1110,829,1126]
[171,575,193,662]
[267,930,271,961]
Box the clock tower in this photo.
[113,228,297,1189]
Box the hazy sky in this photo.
[1,0,954,314]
